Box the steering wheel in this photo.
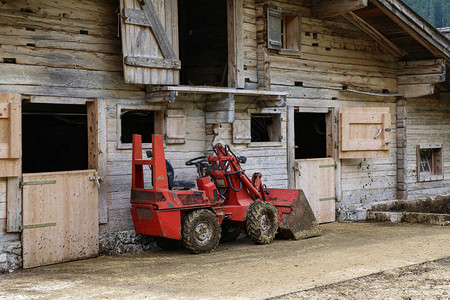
[185,156,208,166]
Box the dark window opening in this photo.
[294,113,327,159]
[178,0,228,86]
[251,114,280,143]
[121,110,154,144]
[22,103,88,173]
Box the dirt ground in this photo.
[274,258,450,300]
[0,222,449,299]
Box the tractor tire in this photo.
[220,221,242,242]
[155,237,183,251]
[245,201,278,245]
[181,209,221,254]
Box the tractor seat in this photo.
[146,151,196,191]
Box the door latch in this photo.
[89,172,103,189]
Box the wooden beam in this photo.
[227,0,245,89]
[398,59,446,76]
[398,74,445,85]
[398,84,435,98]
[124,56,181,70]
[313,0,368,19]
[137,0,177,60]
[123,8,150,26]
[343,12,408,58]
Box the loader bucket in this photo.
[266,189,321,240]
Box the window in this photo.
[417,144,443,182]
[251,114,280,143]
[268,8,300,53]
[121,110,154,144]
[117,105,164,149]
[233,109,284,146]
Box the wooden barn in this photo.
[0,0,449,271]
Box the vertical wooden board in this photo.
[87,100,99,170]
[166,110,186,143]
[295,158,335,223]
[233,113,251,143]
[6,177,21,232]
[22,170,99,269]
[22,173,61,269]
[9,99,21,158]
[97,100,108,224]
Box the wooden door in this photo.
[339,107,391,159]
[120,0,180,85]
[295,158,335,223]
[22,170,99,269]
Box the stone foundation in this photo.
[99,230,157,255]
[0,241,22,273]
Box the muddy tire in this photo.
[155,237,183,251]
[181,209,221,254]
[220,221,242,242]
[245,201,278,244]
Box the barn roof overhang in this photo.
[312,0,450,63]
[312,0,450,97]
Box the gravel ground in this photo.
[274,257,450,300]
[0,222,448,299]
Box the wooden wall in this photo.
[0,0,143,235]
[242,0,398,93]
[0,0,447,240]
[405,96,450,199]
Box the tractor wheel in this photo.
[181,209,221,254]
[220,221,242,242]
[155,237,183,251]
[245,201,278,245]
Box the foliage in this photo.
[403,0,449,28]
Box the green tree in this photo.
[403,0,449,28]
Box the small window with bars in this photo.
[417,145,443,182]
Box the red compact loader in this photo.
[130,134,320,253]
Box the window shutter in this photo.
[339,107,391,159]
[120,0,180,85]
[0,94,21,177]
[267,9,282,50]
[165,110,186,144]
[233,113,251,144]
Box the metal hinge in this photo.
[319,164,337,169]
[334,142,339,149]
[319,197,337,201]
[19,179,57,188]
[20,222,57,231]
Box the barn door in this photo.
[20,98,100,269]
[22,171,99,269]
[295,158,336,223]
[292,110,336,223]
[120,0,180,85]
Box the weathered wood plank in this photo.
[6,177,21,233]
[313,0,368,19]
